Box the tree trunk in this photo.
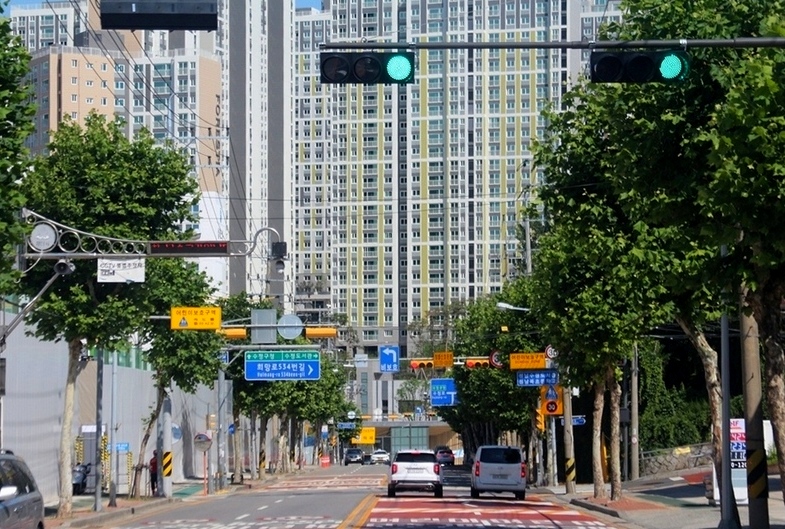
[592,378,607,499]
[130,384,165,498]
[56,339,82,517]
[249,411,258,480]
[259,414,269,474]
[232,411,243,483]
[749,288,785,503]
[675,315,723,482]
[608,369,623,500]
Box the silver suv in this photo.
[0,450,45,529]
[387,449,443,498]
[471,445,527,500]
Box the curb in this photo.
[58,498,175,528]
[569,498,622,518]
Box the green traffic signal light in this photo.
[658,51,689,81]
[386,54,414,82]
[590,50,690,84]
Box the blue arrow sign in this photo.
[379,344,400,372]
[430,378,459,406]
[516,370,559,387]
[244,350,321,381]
[573,415,586,426]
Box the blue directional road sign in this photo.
[244,350,321,381]
[379,344,400,373]
[516,369,559,387]
[430,378,459,406]
[337,422,355,430]
[560,415,586,426]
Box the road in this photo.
[106,464,625,529]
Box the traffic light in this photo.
[320,52,416,85]
[217,328,247,340]
[590,50,690,84]
[535,410,545,432]
[410,358,434,370]
[304,327,338,339]
[465,357,490,369]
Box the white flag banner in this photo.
[97,258,146,283]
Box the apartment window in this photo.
[70,94,77,102]
[71,59,77,67]
[71,77,77,85]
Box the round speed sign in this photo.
[489,350,503,368]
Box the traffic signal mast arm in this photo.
[320,37,785,51]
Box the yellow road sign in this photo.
[352,427,376,445]
[540,384,564,416]
[510,352,546,370]
[433,351,454,368]
[170,306,222,330]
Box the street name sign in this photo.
[337,422,355,430]
[430,378,459,406]
[244,350,321,381]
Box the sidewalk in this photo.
[44,471,291,528]
[542,466,785,529]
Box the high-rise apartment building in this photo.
[10,1,230,295]
[291,0,621,357]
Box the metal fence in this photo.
[640,442,713,476]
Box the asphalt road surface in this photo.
[106,463,625,529]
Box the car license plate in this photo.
[408,468,423,473]
[492,474,508,479]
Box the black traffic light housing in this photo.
[320,52,416,85]
[590,50,690,84]
[100,1,218,31]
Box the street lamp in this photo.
[496,302,530,312]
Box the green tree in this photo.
[130,258,224,497]
[0,7,35,294]
[21,113,200,516]
[441,290,540,462]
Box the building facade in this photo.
[290,0,622,358]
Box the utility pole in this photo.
[93,348,104,512]
[631,344,640,480]
[740,290,769,528]
[563,386,576,493]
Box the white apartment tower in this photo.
[10,2,230,296]
[292,0,621,357]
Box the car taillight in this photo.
[391,463,398,474]
[434,463,440,475]
[521,462,527,478]
[474,461,480,477]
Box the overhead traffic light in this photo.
[590,50,690,84]
[465,357,490,369]
[410,358,434,370]
[320,52,416,85]
[304,327,338,339]
[217,328,247,340]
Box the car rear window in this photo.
[438,449,452,454]
[479,447,521,464]
[395,452,437,463]
[347,449,363,455]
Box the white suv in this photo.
[387,449,443,498]
[470,445,527,500]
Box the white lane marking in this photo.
[258,505,269,510]
[275,499,284,503]
[235,513,249,520]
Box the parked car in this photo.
[370,449,390,465]
[434,446,455,466]
[343,448,365,466]
[0,449,45,529]
[387,449,443,498]
[470,445,527,500]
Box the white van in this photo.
[470,445,527,500]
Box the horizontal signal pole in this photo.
[320,37,785,51]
